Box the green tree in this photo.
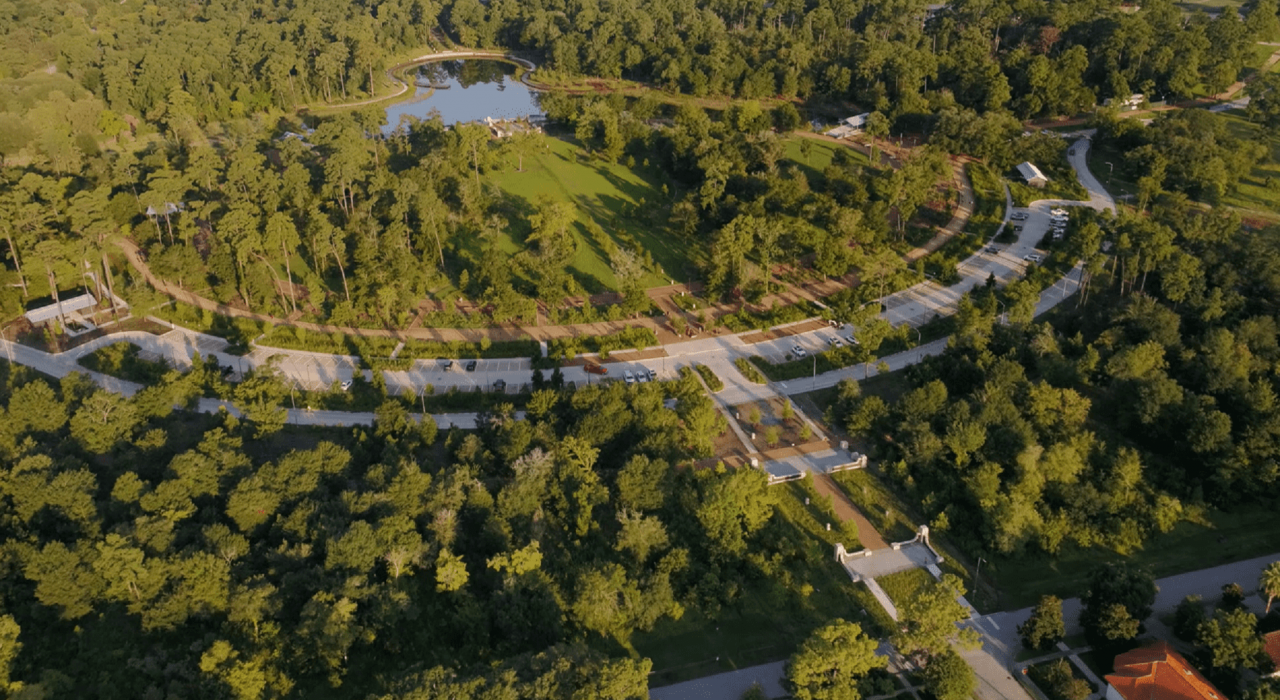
[1259,561,1280,613]
[695,468,777,556]
[1032,659,1091,700]
[1096,603,1140,644]
[1080,564,1156,648]
[786,619,887,700]
[7,380,68,434]
[1174,595,1208,642]
[923,649,977,700]
[1197,608,1265,672]
[232,371,289,438]
[893,575,979,661]
[70,391,140,454]
[0,614,21,687]
[1019,595,1066,652]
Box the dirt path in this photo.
[905,156,975,263]
[810,472,889,550]
[120,127,976,343]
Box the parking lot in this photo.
[750,324,856,363]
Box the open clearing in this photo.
[782,135,874,181]
[489,136,689,291]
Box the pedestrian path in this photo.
[649,661,787,700]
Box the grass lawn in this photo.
[489,136,692,291]
[783,136,875,183]
[877,568,935,607]
[987,502,1280,610]
[1215,112,1280,221]
[1085,141,1140,202]
[634,481,883,687]
[1173,0,1244,9]
[965,162,1007,239]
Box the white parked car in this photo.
[636,370,649,383]
[1011,212,1029,220]
[624,370,636,384]
[340,380,353,391]
[792,344,807,358]
[829,336,844,348]
[646,368,657,381]
[1024,253,1044,263]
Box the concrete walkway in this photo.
[649,661,787,700]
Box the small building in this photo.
[1264,630,1280,678]
[1105,641,1226,700]
[1017,162,1048,188]
[825,124,856,139]
[1105,93,1146,111]
[843,113,870,132]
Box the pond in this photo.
[383,60,542,132]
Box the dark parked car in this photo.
[438,358,454,370]
[465,360,478,371]
[493,379,507,391]
[585,362,608,375]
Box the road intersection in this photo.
[0,139,1114,438]
[0,133,1155,700]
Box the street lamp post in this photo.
[812,353,817,380]
[1105,162,1114,175]
[975,555,986,605]
[995,299,1006,325]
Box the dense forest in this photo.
[1,0,1278,330]
[0,357,863,697]
[832,199,1280,558]
[0,0,1273,121]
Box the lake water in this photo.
[383,60,542,131]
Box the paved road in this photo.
[975,552,1280,665]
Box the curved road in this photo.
[1,137,1112,431]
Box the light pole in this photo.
[995,299,1006,325]
[812,353,817,379]
[1105,162,1114,175]
[974,555,987,606]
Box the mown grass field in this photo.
[783,136,874,182]
[489,136,689,291]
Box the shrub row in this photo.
[693,363,724,392]
[734,357,768,384]
[547,326,658,359]
[720,301,822,333]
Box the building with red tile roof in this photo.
[1104,641,1227,700]
[1263,630,1280,678]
